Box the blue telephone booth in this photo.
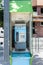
[14,24,26,50]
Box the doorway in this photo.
[12,21,30,51]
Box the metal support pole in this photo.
[4,0,10,65]
[29,14,33,54]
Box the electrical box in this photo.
[14,24,26,50]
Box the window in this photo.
[33,7,37,12]
[33,22,35,27]
[33,22,35,34]
[41,8,43,14]
[40,22,43,26]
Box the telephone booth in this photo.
[2,0,33,65]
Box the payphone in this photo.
[14,24,26,50]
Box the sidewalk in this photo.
[32,52,43,65]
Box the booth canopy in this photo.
[9,0,33,12]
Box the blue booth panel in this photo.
[14,24,26,50]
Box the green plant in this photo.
[10,56,12,65]
[30,56,33,65]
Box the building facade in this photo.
[32,0,43,37]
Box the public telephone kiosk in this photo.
[12,21,30,51]
[14,23,26,50]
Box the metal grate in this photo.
[32,37,43,53]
